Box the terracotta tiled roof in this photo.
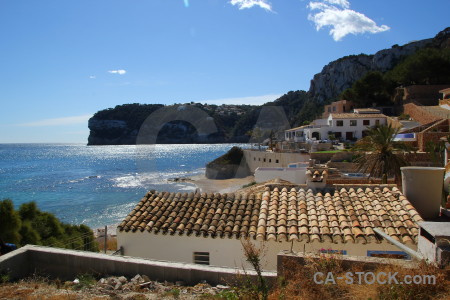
[118,186,423,245]
[306,169,328,182]
[330,113,386,119]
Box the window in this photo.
[276,159,279,163]
[336,120,343,127]
[269,159,272,163]
[363,120,370,126]
[334,132,342,138]
[263,158,266,162]
[333,106,336,112]
[328,107,331,112]
[350,120,357,126]
[367,250,410,260]
[254,157,256,161]
[258,158,260,161]
[375,119,380,126]
[193,252,210,265]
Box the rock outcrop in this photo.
[205,147,251,179]
[309,27,450,103]
[309,38,432,103]
[87,119,138,145]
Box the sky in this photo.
[0,0,449,143]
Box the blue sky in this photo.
[0,0,449,143]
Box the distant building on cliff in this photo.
[322,99,354,119]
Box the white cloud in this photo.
[229,0,273,12]
[308,1,389,41]
[108,69,127,75]
[89,75,96,79]
[202,94,281,105]
[17,114,93,127]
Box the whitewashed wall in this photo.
[244,151,310,172]
[327,116,387,139]
[117,231,415,271]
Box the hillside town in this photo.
[115,85,450,272]
[3,25,450,299]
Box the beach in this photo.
[187,174,255,194]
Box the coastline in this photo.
[94,174,256,236]
[186,174,255,194]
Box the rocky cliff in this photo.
[88,28,450,145]
[308,39,432,103]
[309,27,450,103]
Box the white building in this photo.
[327,112,387,140]
[117,186,422,271]
[285,109,387,142]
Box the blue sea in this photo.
[0,143,247,229]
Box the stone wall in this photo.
[401,85,449,105]
[387,116,403,129]
[277,252,417,279]
[417,132,450,152]
[403,103,442,125]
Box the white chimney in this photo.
[401,167,445,220]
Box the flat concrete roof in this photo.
[419,221,450,237]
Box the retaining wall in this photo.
[0,245,276,285]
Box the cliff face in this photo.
[88,119,138,145]
[308,38,432,103]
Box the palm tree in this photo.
[353,124,410,184]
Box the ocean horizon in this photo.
[0,143,248,229]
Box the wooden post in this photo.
[104,226,107,254]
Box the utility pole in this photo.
[104,226,108,254]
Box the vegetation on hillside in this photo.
[0,199,97,251]
[340,47,450,108]
[89,29,450,145]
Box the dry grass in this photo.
[97,236,118,252]
[269,255,450,300]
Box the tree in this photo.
[0,199,98,251]
[352,124,410,183]
[386,48,450,85]
[0,199,22,244]
[340,71,394,107]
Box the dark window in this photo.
[334,132,342,138]
[363,120,370,126]
[254,157,256,161]
[276,159,279,163]
[350,120,357,126]
[258,158,260,161]
[263,158,266,162]
[375,119,380,126]
[336,120,343,127]
[194,252,210,265]
[269,159,272,163]
[333,106,336,112]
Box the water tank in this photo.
[401,167,445,220]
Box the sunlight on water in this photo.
[0,143,248,228]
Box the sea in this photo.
[0,143,248,229]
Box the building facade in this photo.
[117,186,422,271]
